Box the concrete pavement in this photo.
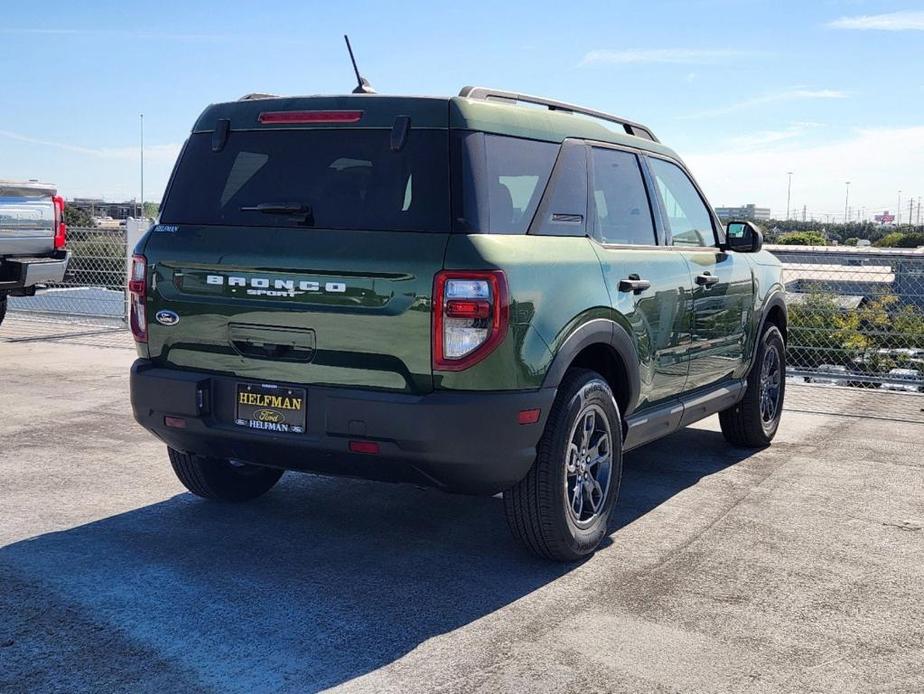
[0,338,922,693]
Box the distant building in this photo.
[69,197,140,220]
[714,204,772,222]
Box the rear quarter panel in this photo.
[440,234,614,390]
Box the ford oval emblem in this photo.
[155,310,180,326]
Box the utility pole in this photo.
[844,181,850,224]
[802,204,806,222]
[910,198,914,228]
[786,172,793,220]
[898,190,902,225]
[140,114,145,221]
[918,197,922,225]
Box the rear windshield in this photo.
[0,196,54,232]
[160,129,450,232]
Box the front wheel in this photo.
[0,297,7,327]
[168,447,284,501]
[504,369,623,562]
[719,324,786,447]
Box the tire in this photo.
[0,297,7,327]
[719,324,786,447]
[504,368,623,562]
[167,447,284,502]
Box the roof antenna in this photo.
[344,35,376,94]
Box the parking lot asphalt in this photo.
[1,338,922,693]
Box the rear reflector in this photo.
[517,409,541,425]
[258,110,363,124]
[445,299,491,320]
[349,440,380,455]
[164,416,187,429]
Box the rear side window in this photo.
[590,148,656,245]
[160,129,450,232]
[452,133,558,234]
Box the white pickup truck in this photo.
[0,180,71,326]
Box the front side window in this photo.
[590,148,656,245]
[648,158,715,248]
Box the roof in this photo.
[191,91,679,159]
[0,180,57,197]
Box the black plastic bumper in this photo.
[130,360,556,495]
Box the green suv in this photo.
[130,87,786,561]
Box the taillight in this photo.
[129,254,147,342]
[258,110,363,124]
[433,270,509,371]
[52,195,67,250]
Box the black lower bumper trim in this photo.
[130,360,556,495]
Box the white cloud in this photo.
[580,48,749,66]
[686,126,924,218]
[0,27,244,42]
[0,130,181,163]
[681,87,847,119]
[828,11,924,31]
[726,123,821,150]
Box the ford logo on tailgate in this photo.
[155,310,180,326]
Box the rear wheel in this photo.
[168,447,284,501]
[0,297,7,327]
[504,369,623,562]
[719,324,786,447]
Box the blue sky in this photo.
[1,0,922,221]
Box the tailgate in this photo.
[143,226,447,393]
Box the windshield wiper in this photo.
[240,202,314,225]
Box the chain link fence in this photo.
[8,226,127,326]
[773,245,924,394]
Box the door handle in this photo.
[696,272,720,287]
[618,274,651,294]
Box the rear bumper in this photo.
[0,251,70,291]
[130,360,556,495]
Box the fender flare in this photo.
[541,318,641,416]
[748,290,788,372]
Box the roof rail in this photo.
[458,86,658,143]
[238,93,279,101]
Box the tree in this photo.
[62,206,95,228]
[844,237,859,246]
[777,230,828,246]
[875,232,924,248]
[143,202,160,220]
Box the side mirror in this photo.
[725,220,763,253]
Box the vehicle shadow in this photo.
[0,425,754,692]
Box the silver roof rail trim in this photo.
[458,86,658,143]
[238,93,279,101]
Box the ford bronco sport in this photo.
[130,87,786,561]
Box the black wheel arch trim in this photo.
[749,291,788,372]
[541,318,641,417]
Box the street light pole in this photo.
[140,114,145,221]
[844,181,850,224]
[786,172,793,220]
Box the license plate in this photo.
[235,383,306,434]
